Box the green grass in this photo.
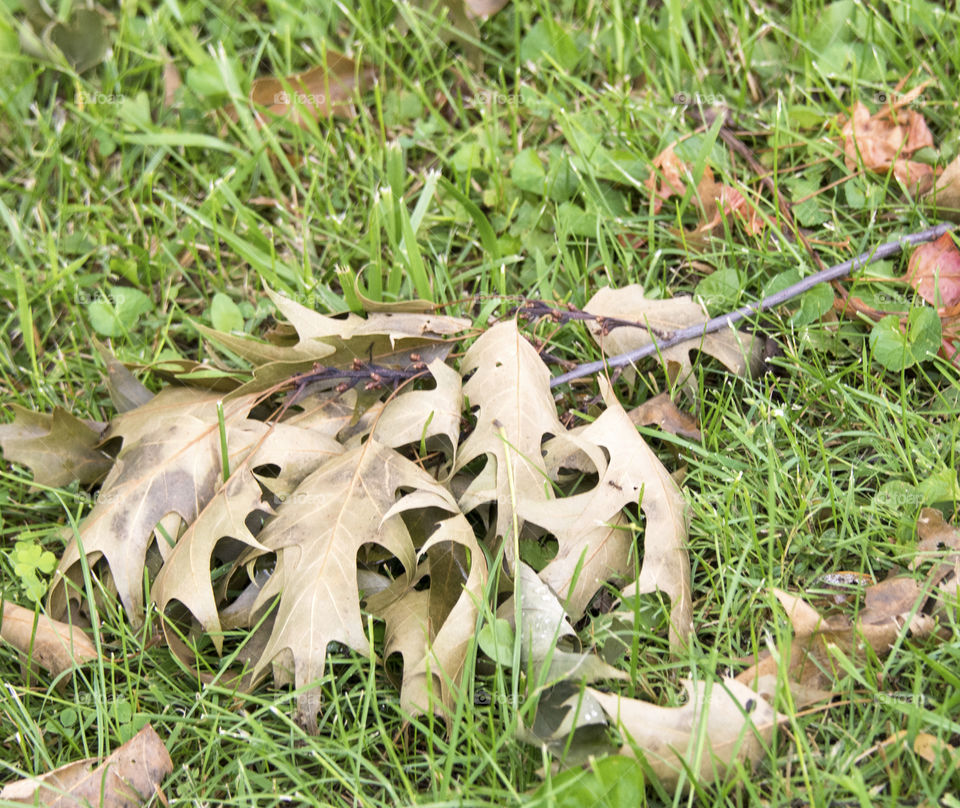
[2,0,960,805]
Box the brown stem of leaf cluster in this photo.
[549,222,955,388]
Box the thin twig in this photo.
[549,222,955,388]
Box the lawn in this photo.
[1,0,960,805]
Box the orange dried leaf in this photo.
[644,145,688,214]
[838,101,934,190]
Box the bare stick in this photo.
[549,222,955,388]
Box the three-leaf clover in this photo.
[10,541,57,602]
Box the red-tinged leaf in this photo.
[904,232,960,309]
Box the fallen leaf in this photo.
[694,167,764,237]
[923,154,960,221]
[583,285,763,397]
[18,7,109,74]
[524,379,692,648]
[497,563,628,685]
[913,732,957,767]
[454,321,577,542]
[368,515,488,716]
[239,440,464,729]
[644,145,687,215]
[588,679,782,789]
[838,97,934,191]
[371,357,463,466]
[737,576,942,707]
[94,339,154,413]
[197,289,470,397]
[627,392,702,441]
[0,600,96,676]
[913,507,960,606]
[465,0,511,16]
[162,59,182,108]
[645,146,764,237]
[904,232,960,309]
[49,388,338,623]
[247,51,375,125]
[0,406,112,487]
[0,724,172,806]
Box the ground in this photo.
[1,0,959,805]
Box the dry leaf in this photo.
[49,388,337,623]
[584,285,763,397]
[246,51,375,125]
[371,357,463,465]
[913,507,960,606]
[465,0,510,16]
[0,724,172,806]
[369,516,487,716]
[904,232,960,309]
[923,154,960,221]
[588,679,782,789]
[162,59,181,108]
[627,392,702,441]
[240,440,463,728]
[497,563,628,685]
[913,732,957,767]
[93,339,154,413]
[737,576,942,707]
[524,379,692,648]
[645,146,763,237]
[838,97,934,190]
[645,145,687,215]
[454,321,574,542]
[0,406,112,487]
[0,600,96,676]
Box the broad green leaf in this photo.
[210,292,245,333]
[869,308,941,371]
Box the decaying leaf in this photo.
[238,440,466,728]
[587,679,782,789]
[0,405,112,487]
[645,145,764,238]
[838,92,934,191]
[49,388,338,623]
[498,563,628,685]
[627,392,701,441]
[0,724,172,806]
[737,568,945,708]
[584,285,763,396]
[904,232,960,310]
[913,507,960,608]
[923,154,960,222]
[524,379,692,648]
[0,600,96,676]
[241,51,374,126]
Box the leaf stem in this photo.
[549,222,955,388]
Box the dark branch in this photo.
[549,222,955,388]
